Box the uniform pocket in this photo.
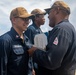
[13,45,24,55]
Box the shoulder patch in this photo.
[53,37,58,45]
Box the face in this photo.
[36,14,45,25]
[12,17,30,32]
[48,9,56,27]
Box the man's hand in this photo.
[28,47,37,56]
[32,69,35,75]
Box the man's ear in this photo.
[56,7,60,14]
[35,16,39,21]
[11,17,17,24]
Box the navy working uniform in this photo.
[25,23,42,44]
[25,23,43,75]
[33,19,76,75]
[0,27,32,75]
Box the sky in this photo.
[0,0,76,35]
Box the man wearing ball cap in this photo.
[0,7,36,75]
[28,1,76,75]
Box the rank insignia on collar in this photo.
[16,35,19,38]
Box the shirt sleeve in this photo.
[0,37,10,75]
[33,27,71,70]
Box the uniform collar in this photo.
[32,23,42,33]
[32,23,40,29]
[57,19,69,25]
[10,27,24,40]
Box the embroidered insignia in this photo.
[16,35,19,38]
[53,37,58,45]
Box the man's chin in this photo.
[49,24,54,28]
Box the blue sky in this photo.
[0,0,76,35]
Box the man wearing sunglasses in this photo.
[28,1,76,75]
[0,7,37,75]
